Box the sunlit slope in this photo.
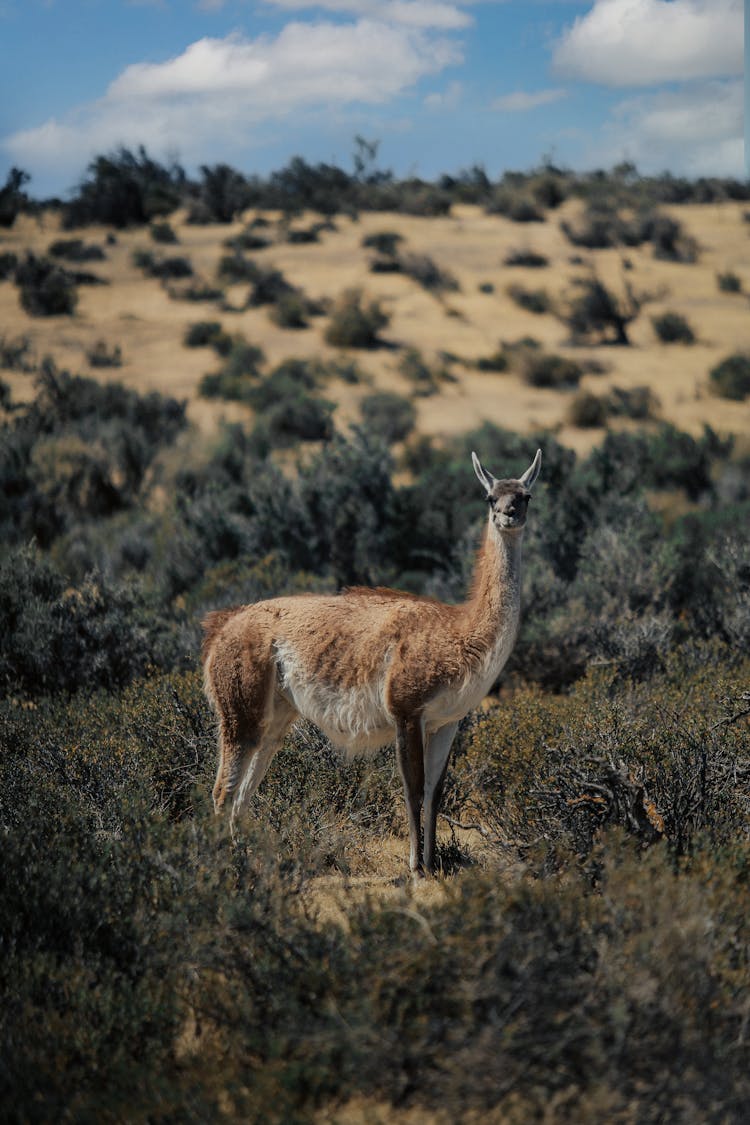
[2,199,749,452]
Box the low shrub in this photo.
[184,320,227,350]
[15,254,78,316]
[717,270,741,293]
[360,391,416,444]
[521,350,582,388]
[478,281,495,293]
[48,238,106,262]
[507,284,550,314]
[362,231,403,257]
[564,276,644,345]
[199,340,265,402]
[225,227,271,252]
[268,292,310,329]
[325,289,389,348]
[709,353,750,401]
[652,310,695,344]
[398,347,443,396]
[0,251,18,280]
[400,252,459,294]
[0,334,34,371]
[132,249,193,280]
[86,339,123,368]
[149,221,178,244]
[504,248,548,267]
[567,390,608,428]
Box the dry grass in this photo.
[2,200,750,454]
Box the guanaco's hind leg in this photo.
[396,716,426,876]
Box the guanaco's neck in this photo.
[462,522,524,641]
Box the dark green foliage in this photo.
[567,390,608,428]
[478,281,494,293]
[48,238,106,262]
[183,320,226,348]
[149,220,178,244]
[647,212,698,262]
[268,291,310,328]
[520,349,582,388]
[652,310,695,343]
[64,146,184,228]
[217,252,259,283]
[507,283,550,314]
[504,248,548,267]
[325,289,389,348]
[488,190,545,222]
[15,253,78,316]
[362,230,403,256]
[133,249,193,279]
[0,334,34,371]
[0,166,30,226]
[717,269,741,293]
[565,276,643,345]
[0,251,18,280]
[225,226,271,251]
[400,252,459,294]
[710,353,750,401]
[360,391,416,444]
[189,163,251,223]
[199,340,265,402]
[0,360,186,546]
[86,339,123,367]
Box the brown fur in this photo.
[202,453,540,874]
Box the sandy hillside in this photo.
[2,198,750,455]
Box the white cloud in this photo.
[3,21,462,187]
[491,88,567,112]
[591,79,743,176]
[554,0,743,87]
[424,79,463,109]
[264,1,473,29]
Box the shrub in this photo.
[504,248,548,267]
[0,166,30,227]
[86,339,123,368]
[183,321,232,354]
[255,395,335,447]
[709,353,750,401]
[606,385,660,420]
[647,212,698,262]
[717,270,741,293]
[225,227,271,252]
[652,310,695,344]
[132,250,193,280]
[150,221,178,244]
[507,284,550,314]
[63,146,183,228]
[567,391,608,428]
[268,292,310,329]
[0,251,18,280]
[0,335,34,371]
[48,238,105,262]
[564,276,644,345]
[362,231,403,257]
[15,254,77,316]
[360,391,416,444]
[478,282,494,294]
[325,289,389,348]
[400,252,459,294]
[217,252,259,283]
[476,349,508,372]
[191,163,251,223]
[398,348,441,396]
[521,350,582,388]
[199,341,265,402]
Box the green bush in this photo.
[199,340,265,402]
[0,251,18,280]
[0,166,30,227]
[149,220,178,244]
[268,291,310,329]
[504,248,548,267]
[567,390,608,427]
[86,339,123,367]
[15,253,78,316]
[48,238,105,262]
[133,250,193,280]
[521,350,582,388]
[400,252,459,294]
[325,289,389,348]
[183,320,231,352]
[565,276,643,345]
[63,146,183,228]
[360,391,416,444]
[709,353,750,401]
[717,270,741,293]
[362,230,403,257]
[652,310,695,344]
[507,284,550,314]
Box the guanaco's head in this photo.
[471,448,542,532]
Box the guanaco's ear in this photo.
[471,451,495,495]
[519,448,542,491]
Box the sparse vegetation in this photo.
[717,270,742,293]
[507,283,551,314]
[652,310,696,344]
[48,238,106,262]
[87,339,123,368]
[325,289,389,348]
[564,275,645,345]
[149,221,178,244]
[709,353,750,401]
[504,248,549,268]
[15,253,78,316]
[360,391,416,443]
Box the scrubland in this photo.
[1,155,750,1121]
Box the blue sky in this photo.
[0,1,743,198]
